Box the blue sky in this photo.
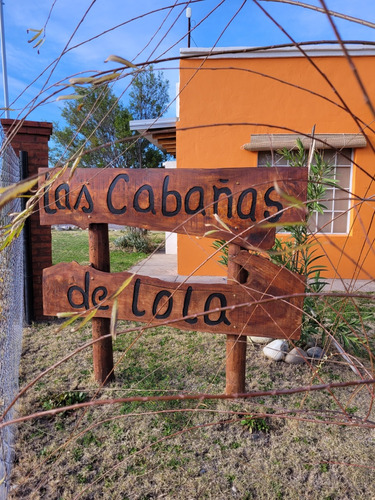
[1,0,375,124]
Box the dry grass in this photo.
[8,320,375,499]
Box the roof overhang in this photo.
[243,133,367,151]
[129,117,177,157]
[180,43,375,59]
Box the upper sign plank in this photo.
[39,167,307,247]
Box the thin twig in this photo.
[2,377,375,430]
[259,0,375,29]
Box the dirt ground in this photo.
[7,320,375,499]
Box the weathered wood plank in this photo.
[43,253,305,340]
[39,167,307,248]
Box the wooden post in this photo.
[225,244,247,394]
[88,223,114,384]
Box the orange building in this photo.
[132,44,375,283]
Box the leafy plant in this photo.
[321,297,373,355]
[268,142,332,345]
[270,139,336,279]
[42,391,88,412]
[298,270,328,346]
[78,430,101,447]
[345,406,358,415]
[114,230,154,253]
[240,415,270,433]
[269,140,371,354]
[211,239,229,266]
[319,463,330,473]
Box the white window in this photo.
[257,149,352,234]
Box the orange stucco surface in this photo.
[176,52,375,280]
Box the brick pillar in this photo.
[1,119,53,321]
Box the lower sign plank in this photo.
[43,253,305,340]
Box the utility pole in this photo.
[0,0,10,118]
[186,7,191,48]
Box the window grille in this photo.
[257,149,352,234]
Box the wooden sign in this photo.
[39,167,307,248]
[43,252,305,340]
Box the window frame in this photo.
[257,148,353,235]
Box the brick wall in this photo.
[1,119,53,320]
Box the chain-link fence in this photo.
[0,128,24,499]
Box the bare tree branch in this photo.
[259,0,375,29]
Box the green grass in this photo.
[52,229,162,272]
[13,318,375,499]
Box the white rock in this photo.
[250,336,272,345]
[263,339,288,361]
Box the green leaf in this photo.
[56,94,84,102]
[56,312,77,318]
[73,309,97,331]
[110,298,118,341]
[203,229,220,237]
[68,154,82,179]
[27,28,43,43]
[112,275,134,299]
[261,220,306,229]
[91,72,121,86]
[57,313,82,332]
[33,38,45,49]
[69,77,95,85]
[0,177,39,210]
[273,180,307,210]
[213,213,231,232]
[105,54,138,68]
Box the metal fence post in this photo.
[19,151,33,324]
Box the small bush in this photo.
[42,391,88,412]
[240,415,270,433]
[212,239,228,266]
[114,230,153,253]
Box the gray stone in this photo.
[285,347,307,365]
[305,339,318,349]
[306,346,325,359]
[250,431,268,442]
[263,339,288,361]
[249,336,272,345]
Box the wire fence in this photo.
[0,127,24,499]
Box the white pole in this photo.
[0,0,10,118]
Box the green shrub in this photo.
[240,415,270,433]
[212,140,373,355]
[114,229,153,253]
[211,239,228,266]
[42,391,88,412]
[270,140,371,354]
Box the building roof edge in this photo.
[129,117,177,131]
[179,43,375,59]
